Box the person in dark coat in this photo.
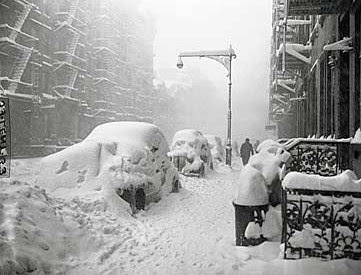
[240,138,254,165]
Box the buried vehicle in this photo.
[169,129,213,177]
[38,122,180,213]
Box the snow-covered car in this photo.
[169,129,213,177]
[39,122,180,213]
[204,134,224,162]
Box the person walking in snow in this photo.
[240,138,254,165]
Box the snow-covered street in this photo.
[125,170,237,274]
[1,159,361,275]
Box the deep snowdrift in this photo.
[0,179,90,274]
[1,159,361,274]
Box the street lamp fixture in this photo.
[176,56,183,69]
[176,45,236,166]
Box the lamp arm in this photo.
[204,56,231,73]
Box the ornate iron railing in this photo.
[284,138,352,176]
[282,188,361,260]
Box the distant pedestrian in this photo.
[253,140,260,153]
[240,138,254,165]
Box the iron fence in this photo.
[285,139,351,176]
[282,188,361,260]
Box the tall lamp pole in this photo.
[176,45,236,166]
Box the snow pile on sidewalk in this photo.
[0,179,83,274]
[0,175,164,274]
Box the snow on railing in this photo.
[281,170,361,260]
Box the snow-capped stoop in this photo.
[282,170,361,192]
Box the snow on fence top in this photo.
[283,136,353,151]
[282,170,361,192]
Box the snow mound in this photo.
[245,222,262,239]
[282,170,361,192]
[248,148,289,185]
[38,121,177,215]
[0,180,82,274]
[256,139,284,154]
[233,165,269,206]
[0,177,150,274]
[261,206,282,240]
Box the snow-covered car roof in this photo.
[86,121,170,151]
[171,129,207,143]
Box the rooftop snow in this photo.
[171,129,206,143]
[85,121,166,146]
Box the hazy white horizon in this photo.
[141,0,272,144]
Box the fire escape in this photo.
[0,1,35,95]
[91,2,130,123]
[270,0,312,133]
[53,0,85,99]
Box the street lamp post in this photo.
[176,45,236,166]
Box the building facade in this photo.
[0,0,156,156]
[269,0,361,139]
